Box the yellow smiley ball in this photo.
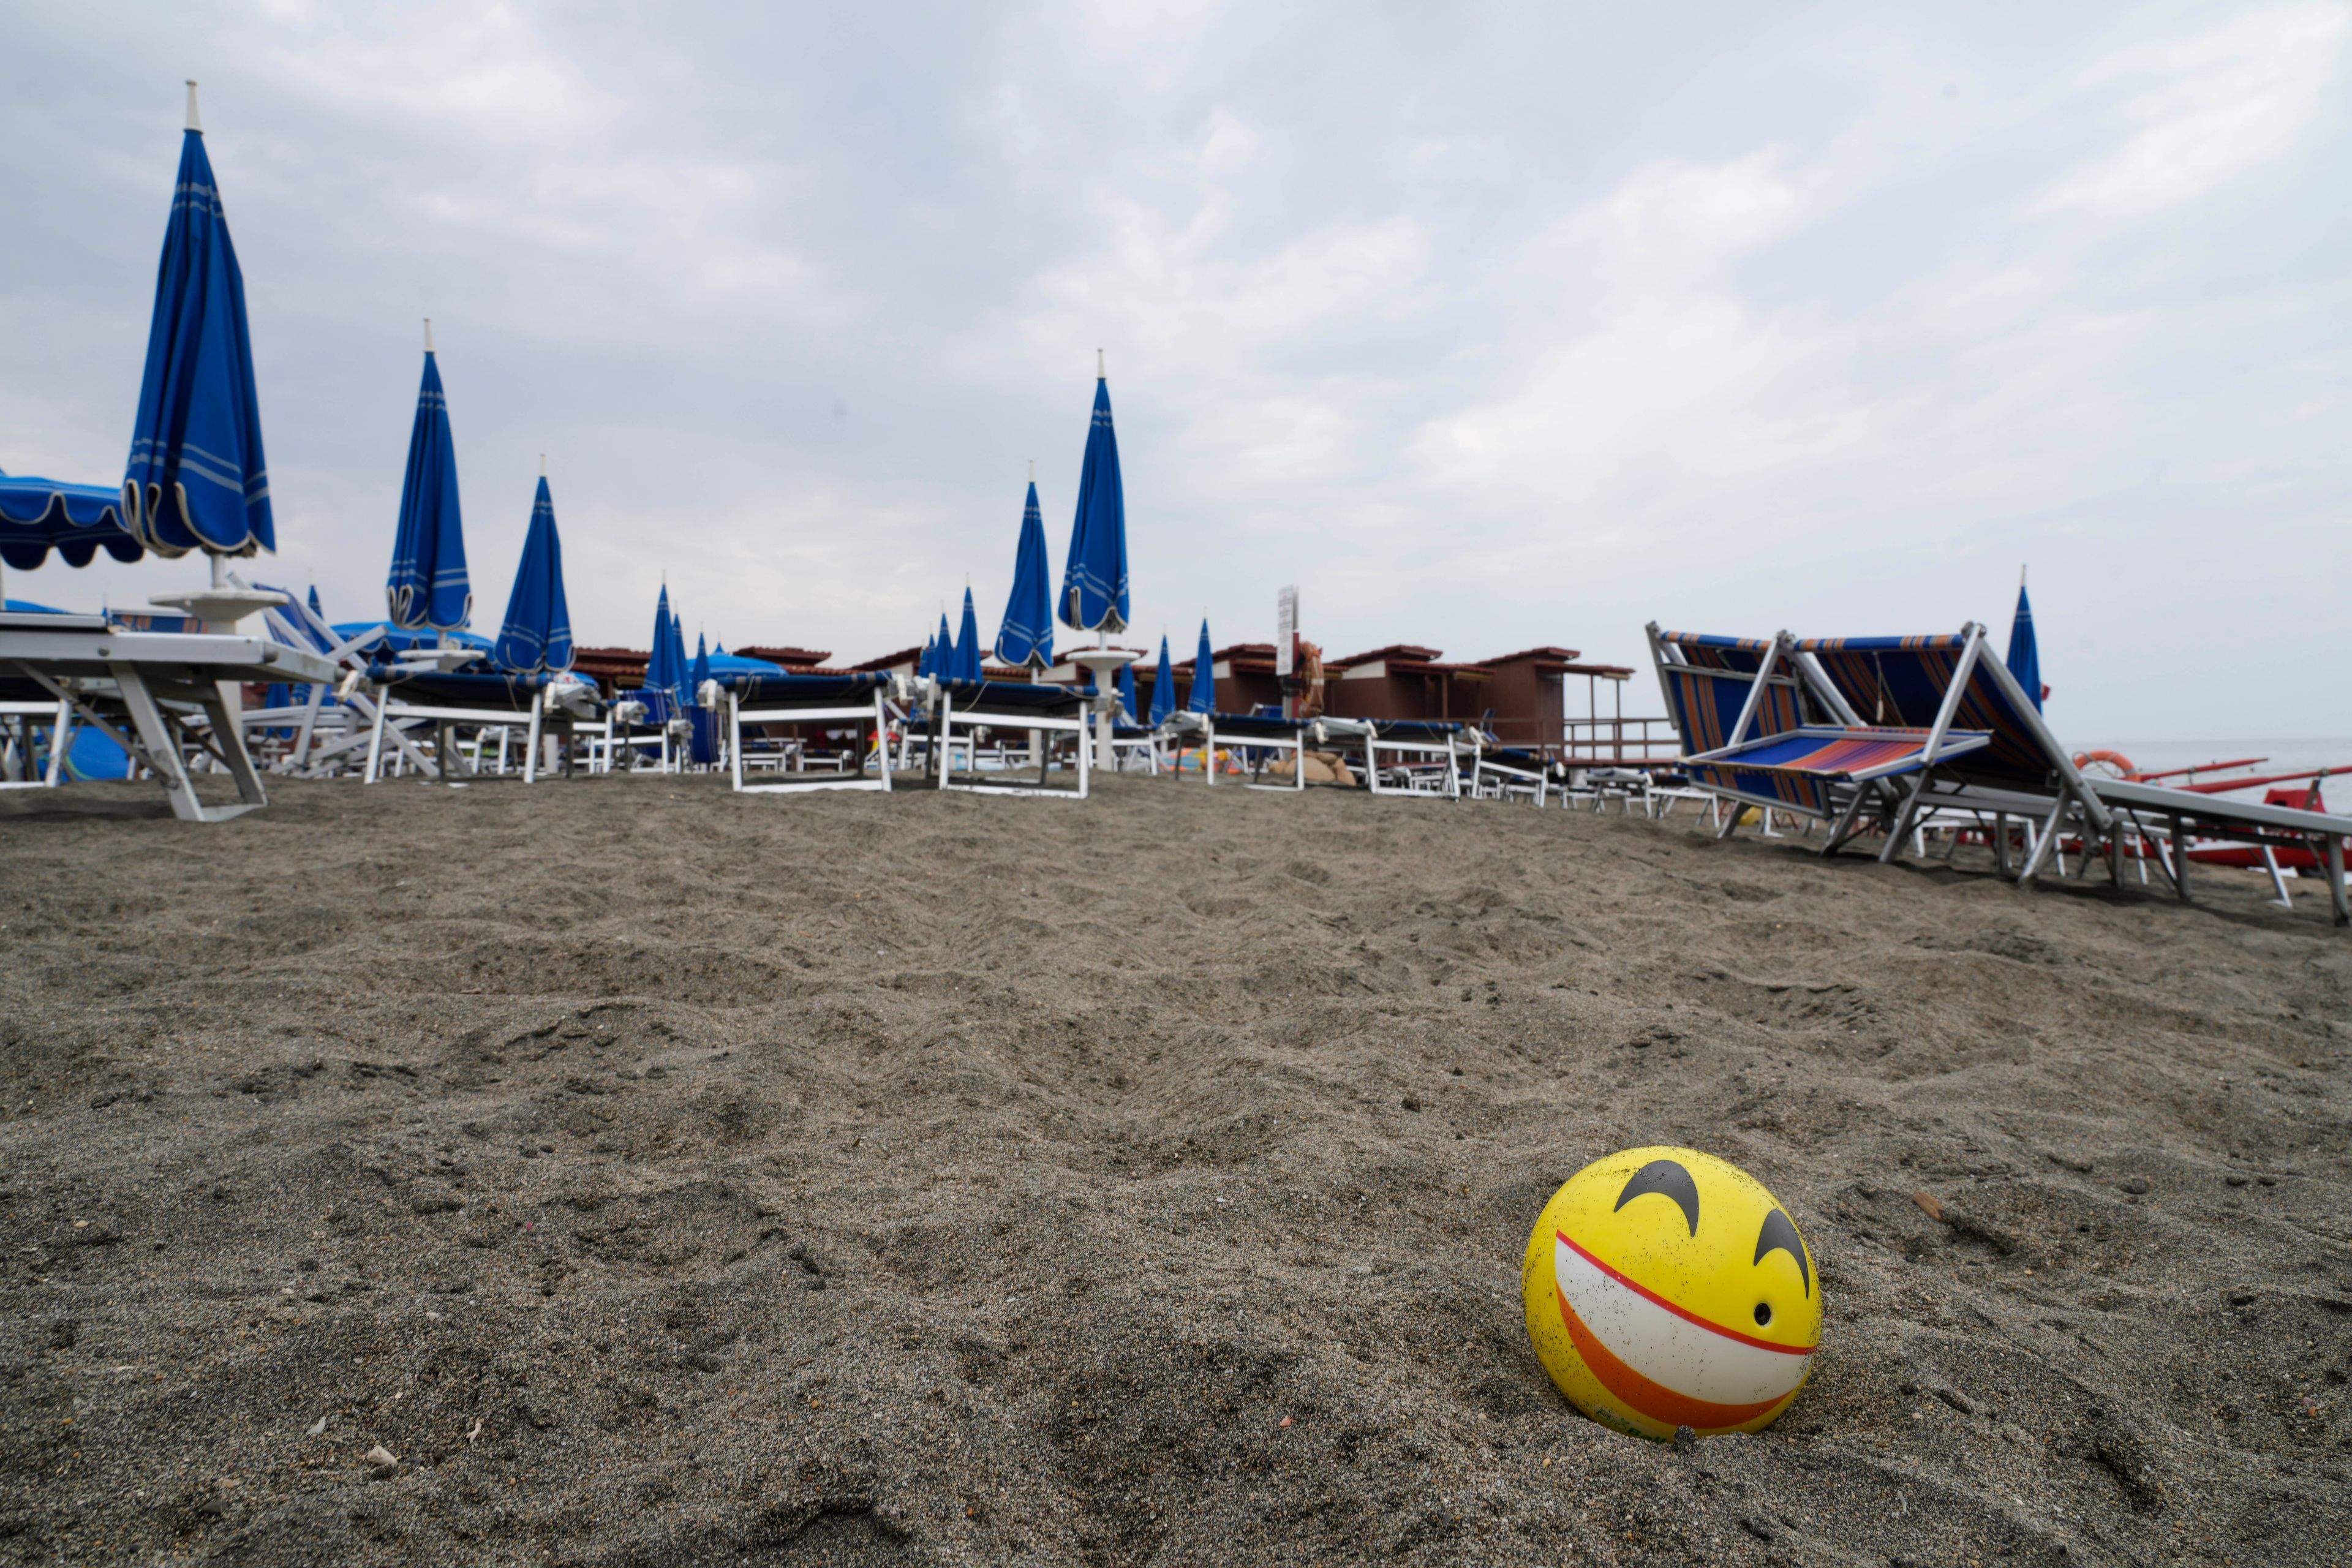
[1520,1146,1822,1441]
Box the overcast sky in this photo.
[2,2,2345,739]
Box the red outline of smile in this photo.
[1555,1230,1812,1430]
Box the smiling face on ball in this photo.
[1520,1146,1821,1440]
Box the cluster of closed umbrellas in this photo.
[916,360,1215,731]
[0,83,573,682]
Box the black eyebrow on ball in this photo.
[1613,1159,1700,1236]
[1754,1210,1810,1296]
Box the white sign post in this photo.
[1275,586,1298,718]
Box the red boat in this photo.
[2072,752,2346,871]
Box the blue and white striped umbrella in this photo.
[494,473,571,672]
[1187,619,1215,714]
[122,83,274,559]
[1059,355,1129,633]
[995,475,1055,668]
[386,323,469,631]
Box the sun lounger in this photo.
[1159,710,1313,790]
[1470,743,1553,805]
[361,665,591,785]
[0,608,334,821]
[927,677,1092,799]
[1313,715,1472,799]
[1790,622,2350,922]
[719,672,897,794]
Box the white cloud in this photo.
[2035,4,2346,214]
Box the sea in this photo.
[2073,739,2352,790]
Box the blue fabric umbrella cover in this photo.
[935,611,954,680]
[2006,570,2043,712]
[644,585,678,719]
[0,473,144,571]
[1059,360,1129,633]
[956,588,984,682]
[1150,635,1175,725]
[1117,660,1139,723]
[386,327,469,631]
[1187,619,1215,714]
[123,85,274,559]
[665,597,691,711]
[494,474,572,672]
[688,633,718,764]
[995,477,1055,668]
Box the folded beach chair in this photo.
[1790,622,2351,922]
[1648,624,1990,846]
[718,671,897,794]
[927,677,1093,799]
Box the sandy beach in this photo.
[1,772,2347,1566]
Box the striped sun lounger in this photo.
[1679,725,1991,820]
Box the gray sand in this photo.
[2,772,2347,1566]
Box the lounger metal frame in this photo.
[0,611,334,822]
[930,684,1090,800]
[728,685,894,794]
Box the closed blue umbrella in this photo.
[935,611,954,682]
[995,472,1054,669]
[0,473,143,571]
[122,83,273,560]
[307,582,323,619]
[956,588,983,682]
[1117,660,1139,723]
[688,633,717,764]
[1059,353,1129,634]
[2006,567,2042,713]
[386,322,469,631]
[665,597,691,713]
[1188,619,1215,714]
[917,630,937,680]
[646,585,677,718]
[1149,635,1175,725]
[494,472,571,672]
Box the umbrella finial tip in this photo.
[184,80,202,133]
[423,317,434,353]
[1096,347,1106,379]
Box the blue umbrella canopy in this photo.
[494,473,572,673]
[306,582,323,618]
[1150,635,1175,725]
[1117,660,1139,723]
[645,585,678,713]
[666,598,692,710]
[687,633,718,764]
[0,473,144,571]
[995,475,1055,668]
[1059,356,1129,633]
[2007,568,2043,713]
[935,611,954,680]
[386,325,469,631]
[123,85,274,560]
[918,630,937,680]
[956,587,984,682]
[1187,619,1215,714]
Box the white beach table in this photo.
[0,610,336,822]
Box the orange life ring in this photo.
[2071,749,2139,781]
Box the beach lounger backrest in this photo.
[1646,627,1807,756]
[1793,627,2068,790]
